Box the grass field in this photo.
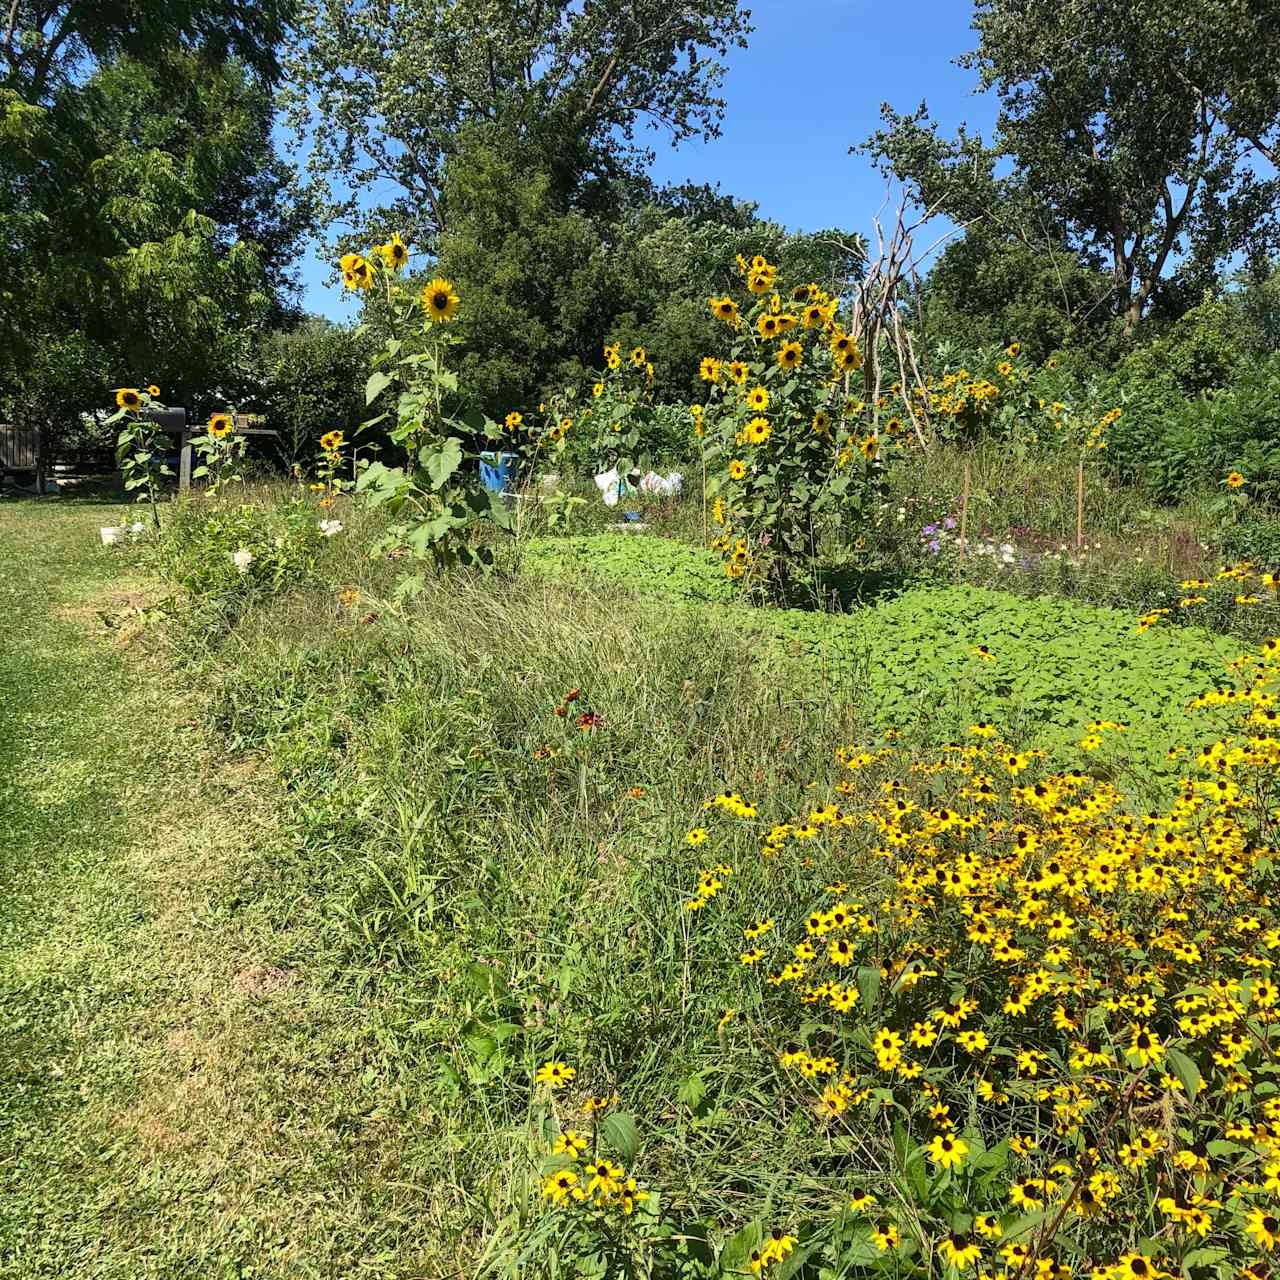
[4,488,1280,1280]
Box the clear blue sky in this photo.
[295,0,997,320]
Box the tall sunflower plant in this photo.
[192,410,248,496]
[339,235,512,584]
[700,255,896,598]
[106,383,172,529]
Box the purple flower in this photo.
[928,539,941,554]
[922,523,938,535]
[943,517,957,530]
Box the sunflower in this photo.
[727,360,749,385]
[812,409,831,435]
[377,231,409,271]
[757,313,782,339]
[997,360,1013,376]
[629,345,646,367]
[1226,471,1246,489]
[504,411,523,431]
[421,277,460,322]
[728,459,747,480]
[709,296,739,323]
[747,386,769,412]
[699,356,721,383]
[115,387,142,410]
[747,270,773,294]
[208,412,232,437]
[848,1189,876,1211]
[1006,341,1021,357]
[744,416,771,445]
[777,340,802,371]
[147,384,160,397]
[343,255,375,289]
[319,430,345,452]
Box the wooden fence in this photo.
[0,425,38,471]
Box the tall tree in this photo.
[863,0,1280,336]
[283,0,752,248]
[1,0,293,104]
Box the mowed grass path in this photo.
[0,500,441,1279]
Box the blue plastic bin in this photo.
[479,451,518,495]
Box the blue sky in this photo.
[295,0,997,320]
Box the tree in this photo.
[1,0,294,104]
[862,0,1280,336]
[283,0,752,249]
[917,229,1118,362]
[257,318,371,465]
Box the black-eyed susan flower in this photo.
[926,1133,969,1169]
[115,387,142,410]
[535,1060,575,1089]
[871,1221,901,1250]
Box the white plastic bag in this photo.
[594,467,620,507]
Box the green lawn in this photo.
[0,499,448,1278]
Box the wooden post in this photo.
[1075,459,1084,550]
[179,428,193,492]
[956,461,971,581]
[702,455,708,546]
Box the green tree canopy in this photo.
[863,0,1280,336]
[283,0,752,249]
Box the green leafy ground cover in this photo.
[525,534,1239,783]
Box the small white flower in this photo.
[318,519,344,537]
[129,521,144,534]
[232,548,254,574]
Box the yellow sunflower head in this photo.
[115,387,142,411]
[421,277,460,323]
[208,412,232,437]
[319,430,344,452]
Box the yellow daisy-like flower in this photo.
[746,386,769,412]
[504,411,523,431]
[927,1133,969,1169]
[208,412,232,438]
[147,384,160,397]
[115,387,142,410]
[341,254,374,289]
[728,459,747,480]
[727,360,749,385]
[699,356,721,383]
[542,1169,578,1204]
[744,416,771,445]
[629,346,646,367]
[1226,471,1246,489]
[777,340,802,371]
[319,430,344,452]
[377,231,409,271]
[534,1060,576,1089]
[421,276,460,322]
[708,296,739,323]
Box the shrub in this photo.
[258,320,369,467]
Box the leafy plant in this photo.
[107,385,172,528]
[343,235,513,583]
[699,254,893,596]
[191,410,248,495]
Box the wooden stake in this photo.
[702,454,708,545]
[956,461,971,581]
[1076,459,1085,550]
